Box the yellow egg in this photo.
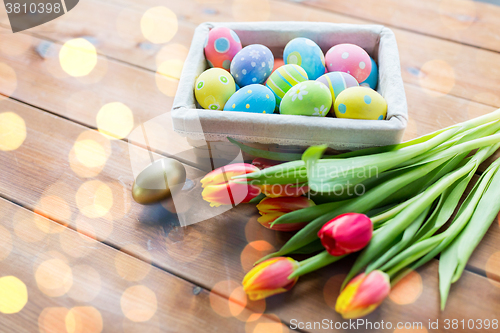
[334,86,387,120]
[132,158,186,205]
[195,68,236,110]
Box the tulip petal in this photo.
[242,257,299,300]
[335,271,390,319]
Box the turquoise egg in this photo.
[283,38,325,80]
[223,84,276,114]
[360,58,378,89]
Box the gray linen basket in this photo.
[172,22,408,157]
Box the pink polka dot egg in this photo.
[325,44,372,83]
[204,27,242,71]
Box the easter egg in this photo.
[280,81,332,117]
[284,38,325,80]
[325,44,372,82]
[334,86,387,120]
[224,84,276,114]
[316,71,358,108]
[132,158,186,205]
[266,64,308,109]
[195,68,236,110]
[230,44,274,87]
[360,57,378,89]
[204,27,242,71]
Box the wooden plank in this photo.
[281,0,500,53]
[0,198,288,332]
[2,94,500,331]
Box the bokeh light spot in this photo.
[245,313,288,333]
[0,63,17,100]
[59,38,97,77]
[210,280,265,320]
[240,241,275,272]
[121,285,157,322]
[76,180,113,218]
[34,195,71,232]
[35,258,73,297]
[68,265,101,302]
[39,307,69,333]
[0,225,12,261]
[115,244,152,282]
[69,130,111,178]
[60,227,95,258]
[0,276,28,314]
[13,209,47,243]
[419,60,455,96]
[156,59,184,96]
[141,7,178,44]
[323,274,346,310]
[0,112,26,151]
[389,270,423,305]
[156,43,189,67]
[485,251,500,286]
[96,102,134,140]
[66,306,103,333]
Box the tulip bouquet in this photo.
[201,109,500,318]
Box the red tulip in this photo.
[242,257,299,300]
[201,163,261,207]
[256,196,315,231]
[318,213,372,256]
[336,271,391,319]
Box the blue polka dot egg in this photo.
[284,38,325,80]
[223,84,276,114]
[230,45,274,87]
[334,86,387,120]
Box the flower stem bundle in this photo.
[201,109,500,318]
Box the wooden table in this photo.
[1,0,500,332]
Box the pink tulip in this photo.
[318,213,372,256]
[242,257,299,300]
[336,271,391,319]
[201,163,261,207]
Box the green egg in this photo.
[279,80,332,117]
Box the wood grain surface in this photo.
[1,0,500,331]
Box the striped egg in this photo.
[316,72,358,109]
[266,64,308,109]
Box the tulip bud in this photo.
[318,213,372,256]
[201,163,261,207]
[336,271,391,319]
[252,158,282,170]
[256,196,315,231]
[260,183,309,198]
[242,257,299,300]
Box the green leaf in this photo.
[302,145,328,162]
